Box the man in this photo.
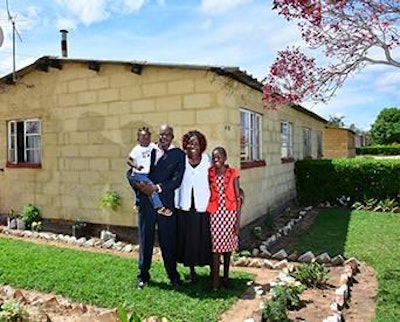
[127,124,185,289]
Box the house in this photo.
[0,56,327,236]
[323,127,356,159]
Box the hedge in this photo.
[356,144,400,156]
[295,158,400,205]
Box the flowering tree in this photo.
[263,0,400,109]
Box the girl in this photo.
[207,146,242,291]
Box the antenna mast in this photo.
[6,0,22,83]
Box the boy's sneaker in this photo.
[157,207,173,216]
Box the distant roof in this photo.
[1,56,327,123]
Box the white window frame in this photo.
[280,121,293,159]
[240,109,262,162]
[303,127,312,159]
[8,119,42,164]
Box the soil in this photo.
[0,210,378,322]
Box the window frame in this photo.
[317,130,323,159]
[7,118,42,168]
[302,127,312,159]
[280,120,294,162]
[240,108,265,169]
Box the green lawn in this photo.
[288,208,400,322]
[0,237,252,321]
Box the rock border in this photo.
[0,226,139,254]
[240,206,346,267]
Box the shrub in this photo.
[270,284,303,310]
[295,159,400,205]
[262,272,304,321]
[31,221,43,232]
[356,144,400,156]
[270,273,305,309]
[290,262,329,289]
[0,299,29,322]
[262,299,289,322]
[351,197,400,213]
[99,191,121,211]
[117,307,141,322]
[20,204,41,230]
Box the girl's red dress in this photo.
[207,166,239,253]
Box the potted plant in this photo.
[20,204,41,230]
[6,209,17,229]
[99,190,121,211]
[72,220,87,239]
[99,190,121,238]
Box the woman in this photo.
[176,130,212,282]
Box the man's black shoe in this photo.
[137,279,145,290]
[171,278,183,288]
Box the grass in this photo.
[0,237,252,321]
[288,208,400,322]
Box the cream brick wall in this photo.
[324,127,356,159]
[0,61,326,229]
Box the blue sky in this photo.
[0,0,399,131]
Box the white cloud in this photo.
[56,17,79,31]
[54,0,150,27]
[373,71,400,98]
[56,0,109,26]
[200,0,253,14]
[123,0,148,12]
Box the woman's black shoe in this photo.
[222,277,231,289]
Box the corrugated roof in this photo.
[1,56,263,90]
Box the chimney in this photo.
[60,29,68,57]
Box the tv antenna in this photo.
[6,0,22,83]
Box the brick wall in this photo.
[324,127,356,159]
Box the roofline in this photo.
[1,56,327,124]
[0,56,263,90]
[290,103,328,124]
[325,126,356,134]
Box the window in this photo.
[317,130,323,159]
[281,121,293,159]
[8,119,41,165]
[240,109,262,162]
[303,127,312,159]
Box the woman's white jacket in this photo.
[175,153,211,212]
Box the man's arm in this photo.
[138,149,185,196]
[157,150,185,193]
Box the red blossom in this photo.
[265,0,400,108]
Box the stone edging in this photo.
[0,226,140,254]
[243,257,360,322]
[0,285,117,321]
[234,206,346,267]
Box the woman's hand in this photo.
[235,211,241,235]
